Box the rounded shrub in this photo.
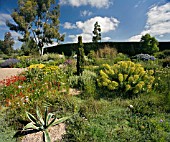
[0,58,20,68]
[133,54,156,61]
[97,61,155,97]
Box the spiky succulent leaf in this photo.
[43,129,51,142]
[26,111,37,124]
[36,107,45,126]
[46,113,54,126]
[44,107,48,126]
[52,116,71,126]
[46,116,56,129]
[23,122,39,130]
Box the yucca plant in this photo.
[23,107,71,142]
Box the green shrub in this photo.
[154,67,170,111]
[95,58,115,66]
[140,34,159,54]
[154,51,166,59]
[97,61,155,97]
[87,50,96,64]
[96,45,117,59]
[1,54,10,59]
[41,53,65,61]
[94,53,129,67]
[14,57,40,68]
[154,50,170,59]
[134,59,160,71]
[113,53,130,63]
[161,57,170,67]
[69,70,97,87]
[68,70,97,98]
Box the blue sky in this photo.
[0,0,170,49]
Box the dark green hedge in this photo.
[44,42,170,56]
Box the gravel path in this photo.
[0,68,26,81]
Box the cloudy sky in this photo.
[0,0,170,49]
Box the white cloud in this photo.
[128,34,142,41]
[10,31,23,49]
[0,13,12,26]
[59,0,113,8]
[146,6,170,25]
[80,10,93,17]
[63,22,76,29]
[69,33,92,43]
[134,0,146,8]
[102,37,111,41]
[68,16,119,43]
[76,16,119,34]
[129,30,149,41]
[129,3,170,41]
[68,35,78,43]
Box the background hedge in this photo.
[44,42,170,56]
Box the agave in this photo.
[23,107,71,142]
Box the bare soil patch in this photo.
[21,123,66,142]
[0,68,26,81]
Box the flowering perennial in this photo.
[0,75,26,86]
[97,61,155,95]
[28,64,45,69]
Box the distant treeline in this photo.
[44,42,170,56]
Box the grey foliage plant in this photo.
[23,107,71,142]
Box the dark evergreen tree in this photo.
[76,36,85,75]
[0,40,4,54]
[92,22,101,42]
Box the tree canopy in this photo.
[92,22,101,43]
[140,33,159,54]
[7,0,64,55]
[0,32,14,54]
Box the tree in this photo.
[21,39,39,55]
[0,40,3,54]
[140,33,159,54]
[7,0,64,55]
[1,32,14,54]
[92,22,101,42]
[76,36,85,76]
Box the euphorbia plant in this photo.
[23,107,71,142]
[97,61,155,97]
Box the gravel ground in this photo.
[0,68,26,81]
